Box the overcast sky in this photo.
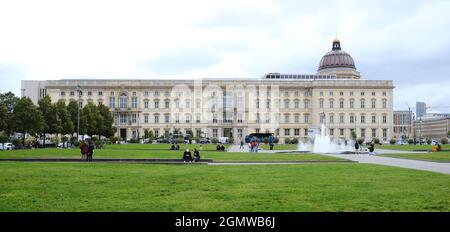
[0,0,449,113]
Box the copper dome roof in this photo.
[318,40,356,71]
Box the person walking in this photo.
[240,140,244,149]
[87,139,94,162]
[354,141,359,154]
[368,142,375,155]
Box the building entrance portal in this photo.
[120,129,127,140]
[223,128,233,138]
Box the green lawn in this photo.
[379,152,450,162]
[379,144,450,151]
[0,162,449,212]
[0,147,344,162]
[259,144,298,150]
[106,143,228,151]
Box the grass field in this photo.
[259,144,298,150]
[0,147,344,162]
[0,162,449,212]
[378,144,450,151]
[379,152,450,162]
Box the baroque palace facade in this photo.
[22,39,394,143]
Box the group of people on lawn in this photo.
[354,141,376,155]
[182,148,201,163]
[79,139,95,161]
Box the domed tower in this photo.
[317,39,361,79]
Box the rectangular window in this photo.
[319,100,323,109]
[330,128,334,136]
[144,115,149,123]
[340,128,344,136]
[144,101,149,109]
[154,115,159,123]
[350,100,354,109]
[213,129,218,138]
[304,129,308,136]
[284,128,290,136]
[340,100,344,109]
[320,114,324,124]
[304,115,309,123]
[361,128,365,138]
[165,115,170,123]
[131,114,137,123]
[238,129,243,138]
[120,114,127,124]
[361,115,365,124]
[372,128,376,138]
[329,115,334,124]
[196,114,201,123]
[329,100,334,109]
[88,91,92,96]
[294,128,300,136]
[372,100,376,109]
[284,114,289,123]
[98,91,103,96]
[70,91,75,96]
[60,91,66,96]
[372,115,376,123]
[109,97,115,108]
[165,101,169,109]
[340,114,344,123]
[131,97,138,108]
[120,97,128,108]
[382,99,387,109]
[155,130,159,137]
[383,115,387,124]
[383,128,387,138]
[155,101,159,109]
[360,100,365,109]
[340,92,344,96]
[350,115,354,123]
[295,114,300,123]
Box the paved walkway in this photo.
[320,153,450,175]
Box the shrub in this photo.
[284,138,291,144]
[389,138,396,145]
[73,140,80,147]
[211,137,219,144]
[408,139,414,144]
[128,138,140,143]
[228,137,234,144]
[372,137,380,144]
[13,138,23,147]
[273,137,279,144]
[111,136,119,144]
[176,138,184,144]
[194,136,201,143]
[0,132,9,144]
[426,138,432,145]
[440,138,448,144]
[356,138,364,145]
[291,138,299,144]
[263,137,269,144]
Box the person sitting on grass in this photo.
[183,149,193,163]
[216,144,221,151]
[193,148,201,162]
[176,144,180,150]
[170,144,176,150]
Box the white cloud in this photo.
[0,0,449,112]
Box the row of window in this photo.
[318,98,388,109]
[278,128,388,138]
[61,89,389,99]
[318,91,387,97]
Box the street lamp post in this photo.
[76,85,82,141]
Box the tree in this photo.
[351,131,357,141]
[0,132,8,149]
[67,99,79,135]
[0,92,18,135]
[38,96,62,147]
[98,103,114,138]
[0,91,19,112]
[56,100,74,135]
[0,103,7,131]
[12,97,44,144]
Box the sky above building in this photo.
[0,0,449,113]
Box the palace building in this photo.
[21,39,394,143]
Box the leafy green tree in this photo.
[38,96,62,146]
[98,103,114,138]
[12,97,44,144]
[55,100,74,136]
[67,99,79,134]
[0,132,8,148]
[0,103,7,131]
[0,91,19,112]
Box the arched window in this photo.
[119,93,128,108]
